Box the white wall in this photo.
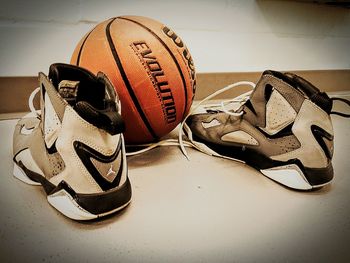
[0,0,349,76]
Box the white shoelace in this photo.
[28,87,41,117]
[178,81,256,160]
[125,139,195,156]
[27,81,256,158]
[127,81,255,158]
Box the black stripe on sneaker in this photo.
[15,160,131,215]
[52,178,132,215]
[191,133,333,188]
[311,124,334,159]
[73,139,124,191]
[256,123,294,139]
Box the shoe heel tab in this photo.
[330,97,350,118]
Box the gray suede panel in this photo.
[13,117,39,156]
[189,112,301,157]
[188,73,316,159]
[243,74,306,128]
[240,120,301,157]
[13,117,65,180]
[189,112,241,146]
[243,75,267,128]
[267,75,305,113]
[15,122,65,180]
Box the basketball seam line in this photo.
[106,17,158,140]
[76,27,95,66]
[118,16,188,122]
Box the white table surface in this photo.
[0,102,349,262]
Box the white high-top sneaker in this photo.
[13,63,131,220]
[184,70,350,190]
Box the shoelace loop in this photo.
[28,87,41,118]
[330,97,350,118]
[178,81,256,160]
[126,81,255,157]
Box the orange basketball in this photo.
[71,16,196,144]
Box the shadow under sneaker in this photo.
[184,70,350,190]
[13,63,132,220]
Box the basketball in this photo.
[70,16,196,144]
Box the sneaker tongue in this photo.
[58,80,80,105]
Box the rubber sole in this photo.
[189,133,333,190]
[260,164,315,190]
[13,163,41,186]
[13,162,132,220]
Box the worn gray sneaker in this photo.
[13,63,131,220]
[184,70,350,190]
